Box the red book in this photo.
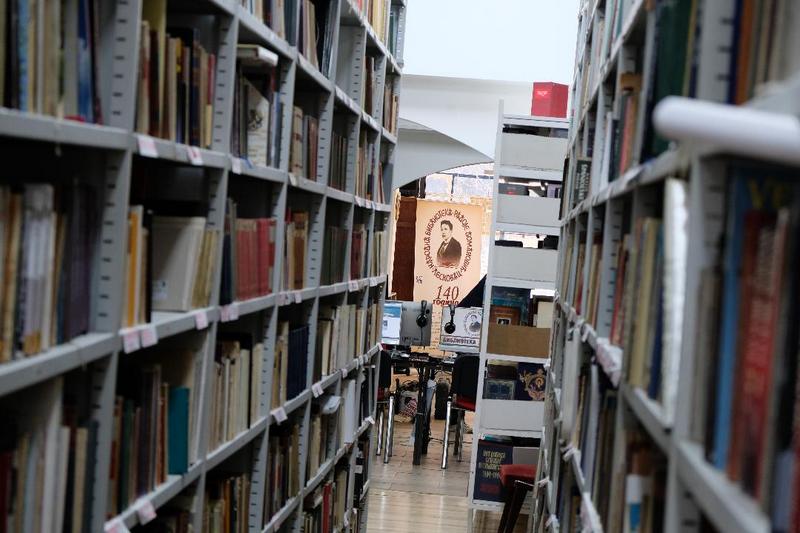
[236,220,247,300]
[733,212,786,499]
[256,219,270,296]
[267,218,276,293]
[249,222,259,299]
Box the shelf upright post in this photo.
[90,353,120,533]
[211,12,240,153]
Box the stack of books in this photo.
[290,106,320,181]
[322,226,349,285]
[136,0,218,148]
[383,79,399,134]
[355,131,376,199]
[0,183,97,361]
[271,322,310,408]
[204,472,251,532]
[329,132,349,191]
[263,420,302,522]
[284,210,309,290]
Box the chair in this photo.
[374,350,396,463]
[440,354,479,469]
[497,463,537,532]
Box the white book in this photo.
[151,216,207,311]
[245,78,271,167]
[250,343,264,424]
[661,178,689,424]
[53,426,70,533]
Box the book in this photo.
[150,216,208,312]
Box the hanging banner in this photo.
[413,201,483,348]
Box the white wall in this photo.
[399,75,532,159]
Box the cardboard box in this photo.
[487,323,550,357]
[531,82,569,118]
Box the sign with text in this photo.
[473,439,513,502]
[413,201,483,346]
[439,307,483,353]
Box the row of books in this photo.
[109,351,199,517]
[370,229,387,277]
[221,201,277,305]
[383,78,399,134]
[364,0,389,44]
[350,225,369,281]
[0,376,96,533]
[137,0,217,148]
[284,210,309,291]
[262,420,302,523]
[127,214,218,320]
[204,472,251,533]
[307,402,338,479]
[362,56,379,117]
[302,467,349,533]
[0,183,96,362]
[314,300,380,382]
[271,322,310,408]
[329,131,349,192]
[321,226,349,285]
[1,0,103,122]
[241,0,288,41]
[298,0,336,77]
[209,337,265,451]
[290,106,320,181]
[353,437,371,505]
[687,166,800,528]
[140,496,193,532]
[355,131,377,200]
[232,46,282,170]
[387,5,401,58]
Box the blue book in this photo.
[647,227,664,400]
[17,0,28,111]
[77,0,94,122]
[168,387,190,475]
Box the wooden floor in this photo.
[366,394,528,532]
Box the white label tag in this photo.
[312,382,324,397]
[289,174,298,187]
[221,303,239,322]
[366,416,375,425]
[231,156,242,174]
[273,407,288,423]
[104,520,131,533]
[139,324,158,348]
[137,135,158,158]
[341,367,349,379]
[293,291,302,304]
[348,280,359,292]
[537,476,550,488]
[122,329,141,354]
[187,146,204,166]
[369,277,379,287]
[134,499,157,524]
[581,325,590,342]
[545,515,557,528]
[193,310,209,330]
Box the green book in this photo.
[168,387,190,475]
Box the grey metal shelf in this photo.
[0,0,406,531]
[0,109,131,150]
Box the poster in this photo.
[413,201,483,347]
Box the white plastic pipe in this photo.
[653,96,800,167]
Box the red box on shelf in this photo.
[531,82,569,118]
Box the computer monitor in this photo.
[381,300,432,346]
[381,301,402,345]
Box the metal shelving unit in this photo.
[535,0,800,532]
[466,104,568,529]
[0,0,406,532]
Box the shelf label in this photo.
[273,407,288,423]
[122,329,141,354]
[348,280,359,292]
[293,291,302,304]
[137,135,158,158]
[134,498,157,524]
[581,324,590,342]
[312,382,324,398]
[139,324,158,348]
[288,174,298,187]
[563,445,576,459]
[187,146,204,166]
[369,277,379,287]
[366,416,375,425]
[341,367,349,379]
[105,520,131,533]
[193,309,209,330]
[231,156,242,174]
[537,476,550,488]
[545,515,557,528]
[221,303,239,322]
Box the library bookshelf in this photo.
[0,0,405,532]
[534,0,800,532]
[466,105,566,527]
